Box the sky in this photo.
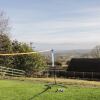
[0,0,100,50]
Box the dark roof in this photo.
[68,58,100,72]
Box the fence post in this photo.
[12,69,13,77]
[83,72,84,79]
[92,72,94,80]
[74,72,75,78]
[47,70,48,78]
[1,67,3,79]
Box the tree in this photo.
[91,45,100,58]
[0,34,12,53]
[0,11,13,67]
[12,40,47,76]
[0,11,10,35]
[0,11,11,53]
[0,11,47,77]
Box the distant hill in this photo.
[54,49,91,59]
[40,49,91,61]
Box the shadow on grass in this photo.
[28,86,51,100]
[28,83,67,100]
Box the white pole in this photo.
[51,49,54,67]
[51,49,56,84]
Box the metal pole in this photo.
[51,49,54,67]
[51,49,56,84]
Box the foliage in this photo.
[0,11,13,67]
[12,40,47,76]
[47,61,62,66]
[0,11,47,76]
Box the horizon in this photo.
[0,0,100,50]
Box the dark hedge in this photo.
[68,58,100,72]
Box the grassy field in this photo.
[0,79,100,100]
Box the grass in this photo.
[0,78,100,100]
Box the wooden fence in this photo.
[44,70,100,80]
[66,71,100,80]
[0,66,25,78]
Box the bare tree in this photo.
[0,11,13,68]
[0,11,12,53]
[0,11,10,35]
[91,45,100,58]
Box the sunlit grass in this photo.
[0,79,100,100]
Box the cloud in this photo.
[10,5,100,46]
[12,17,100,33]
[72,6,100,13]
[11,30,100,45]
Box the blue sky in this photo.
[0,0,100,50]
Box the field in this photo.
[0,78,100,100]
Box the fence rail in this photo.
[0,66,25,78]
[44,70,100,79]
[66,71,100,79]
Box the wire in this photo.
[0,50,51,56]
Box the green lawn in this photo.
[0,79,100,100]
